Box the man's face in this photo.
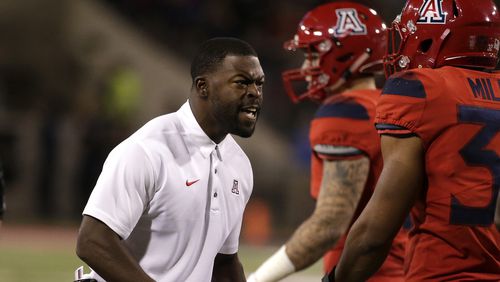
[206,55,265,138]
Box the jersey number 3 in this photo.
[450,105,500,226]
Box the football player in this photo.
[248,2,407,281]
[326,0,500,281]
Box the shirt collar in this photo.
[177,100,226,160]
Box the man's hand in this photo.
[74,266,97,282]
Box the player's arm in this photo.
[326,135,424,282]
[76,215,155,282]
[495,190,500,231]
[212,253,246,282]
[249,147,369,282]
[286,154,370,268]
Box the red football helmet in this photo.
[384,0,500,76]
[282,2,387,103]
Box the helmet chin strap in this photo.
[325,48,372,93]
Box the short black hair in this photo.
[190,37,258,82]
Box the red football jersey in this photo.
[376,66,500,281]
[310,89,407,281]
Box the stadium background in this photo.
[0,0,403,281]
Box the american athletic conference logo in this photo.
[333,8,367,37]
[417,0,446,24]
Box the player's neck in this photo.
[347,77,376,91]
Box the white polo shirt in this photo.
[83,101,253,282]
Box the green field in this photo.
[0,224,321,282]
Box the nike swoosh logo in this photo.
[185,179,200,186]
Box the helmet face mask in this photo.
[282,2,387,103]
[383,0,500,77]
[282,39,334,103]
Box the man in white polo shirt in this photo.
[75,37,265,282]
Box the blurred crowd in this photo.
[102,0,400,135]
[0,0,400,234]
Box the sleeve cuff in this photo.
[375,122,414,136]
[322,266,336,282]
[83,208,131,239]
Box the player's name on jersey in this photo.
[467,78,500,102]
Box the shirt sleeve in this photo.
[310,99,379,158]
[309,99,379,198]
[219,219,243,254]
[375,70,446,145]
[83,141,156,239]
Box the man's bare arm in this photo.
[331,136,424,282]
[247,156,370,282]
[76,215,155,282]
[212,253,246,282]
[285,156,370,270]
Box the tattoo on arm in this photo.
[286,156,370,270]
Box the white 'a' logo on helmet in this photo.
[333,8,367,37]
[417,0,446,24]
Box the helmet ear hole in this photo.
[336,52,354,63]
[419,39,433,53]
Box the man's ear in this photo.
[194,77,208,98]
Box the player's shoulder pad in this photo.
[315,99,369,120]
[382,69,443,99]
